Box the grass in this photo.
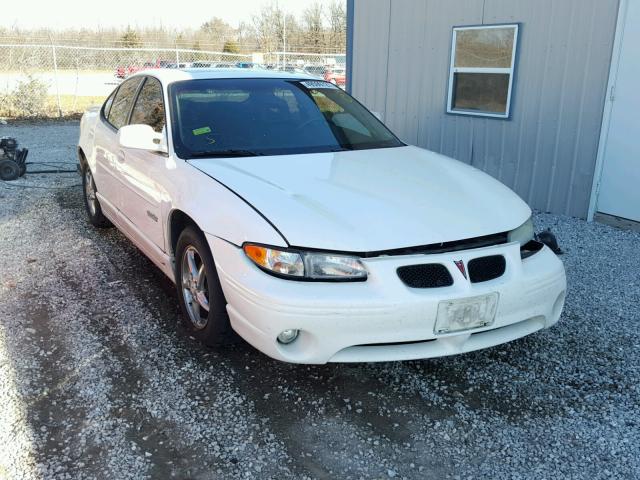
[0,94,106,119]
[46,95,105,115]
[0,69,114,75]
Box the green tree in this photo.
[222,40,241,54]
[120,27,142,48]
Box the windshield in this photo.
[168,78,403,158]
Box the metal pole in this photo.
[283,14,287,68]
[49,35,62,118]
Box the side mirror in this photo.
[118,124,167,154]
[371,111,383,121]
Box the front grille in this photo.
[397,264,453,288]
[468,255,506,283]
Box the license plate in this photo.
[435,293,499,334]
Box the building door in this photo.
[596,0,640,222]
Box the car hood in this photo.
[189,145,531,252]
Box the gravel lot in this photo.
[1,121,639,480]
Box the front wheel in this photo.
[175,226,234,346]
[82,166,112,228]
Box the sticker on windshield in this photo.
[299,80,338,90]
[192,126,212,136]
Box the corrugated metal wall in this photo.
[351,0,619,218]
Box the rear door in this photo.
[94,77,143,213]
[116,76,168,251]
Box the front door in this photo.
[596,0,640,222]
[116,76,167,251]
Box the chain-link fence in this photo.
[0,44,347,118]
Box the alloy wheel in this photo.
[84,169,98,216]
[181,245,210,329]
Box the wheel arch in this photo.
[77,147,88,170]
[168,209,203,259]
[165,168,288,262]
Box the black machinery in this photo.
[0,136,78,181]
[0,137,28,181]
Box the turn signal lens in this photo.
[243,244,368,281]
[243,244,268,264]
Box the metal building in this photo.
[346,0,639,223]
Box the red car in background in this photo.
[115,60,170,79]
[323,67,346,88]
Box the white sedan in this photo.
[78,69,566,364]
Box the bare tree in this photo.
[0,1,348,54]
[236,21,254,51]
[302,2,325,51]
[199,17,235,50]
[326,0,346,52]
[250,4,279,51]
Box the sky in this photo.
[1,0,338,30]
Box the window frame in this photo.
[446,23,520,119]
[101,88,117,120]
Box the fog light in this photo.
[277,329,299,344]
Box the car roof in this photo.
[131,67,318,84]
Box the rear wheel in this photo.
[175,226,234,346]
[82,166,111,228]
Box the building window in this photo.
[447,24,519,118]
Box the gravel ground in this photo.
[0,121,639,480]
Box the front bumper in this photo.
[209,235,566,364]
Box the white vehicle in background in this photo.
[303,64,326,78]
[192,62,214,68]
[213,62,237,69]
[166,62,193,69]
[77,68,566,364]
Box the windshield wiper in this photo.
[188,149,263,158]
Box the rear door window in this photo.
[107,77,143,129]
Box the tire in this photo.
[82,165,112,228]
[0,159,20,181]
[175,226,234,347]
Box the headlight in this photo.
[243,244,367,281]
[508,217,535,245]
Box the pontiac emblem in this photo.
[454,260,467,279]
